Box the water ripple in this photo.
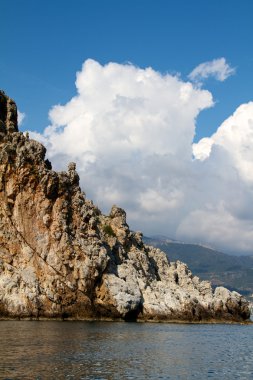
[0,321,252,379]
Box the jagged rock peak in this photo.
[0,91,18,135]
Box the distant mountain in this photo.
[144,236,253,299]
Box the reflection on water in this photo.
[0,321,252,379]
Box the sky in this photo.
[2,0,253,255]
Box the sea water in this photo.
[0,321,252,379]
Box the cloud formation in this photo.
[188,58,235,84]
[193,102,253,183]
[31,59,253,255]
[17,110,25,126]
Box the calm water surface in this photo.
[0,321,252,379]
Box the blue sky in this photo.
[2,0,253,140]
[2,0,253,254]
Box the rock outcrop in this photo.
[0,91,250,322]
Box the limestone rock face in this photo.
[0,91,250,321]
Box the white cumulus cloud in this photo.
[31,59,253,255]
[17,110,26,126]
[188,58,235,84]
[193,102,253,182]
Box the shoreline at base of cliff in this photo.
[0,316,252,325]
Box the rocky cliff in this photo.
[0,91,250,322]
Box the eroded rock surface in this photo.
[0,90,250,321]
